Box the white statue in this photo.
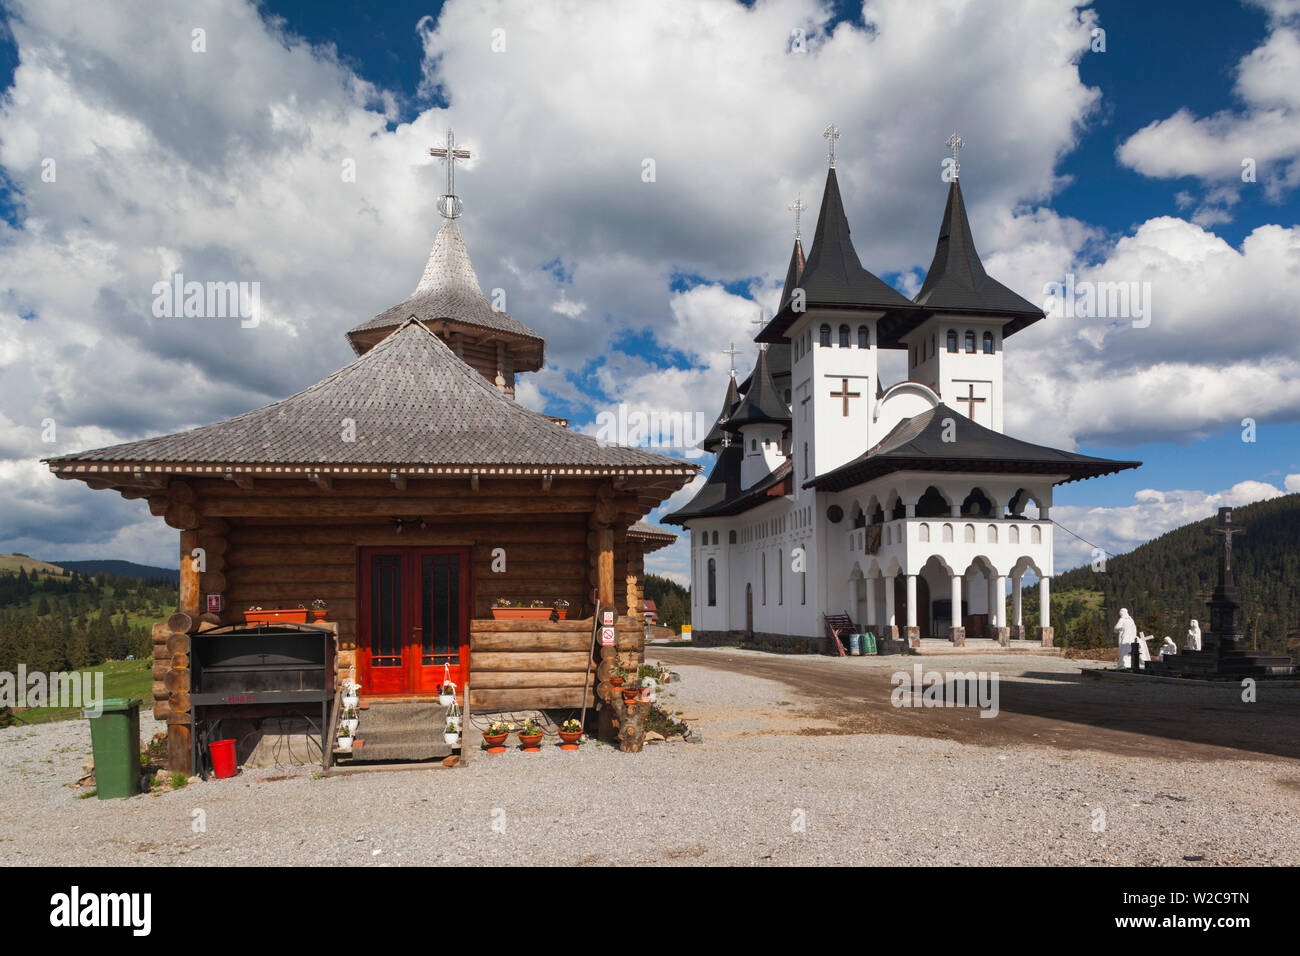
[1115,608,1140,668]
[1185,619,1202,652]
[1158,636,1178,661]
[1137,631,1153,662]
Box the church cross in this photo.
[721,342,741,373]
[1210,507,1245,577]
[946,131,964,179]
[429,128,472,219]
[824,124,840,168]
[788,195,807,239]
[956,382,985,419]
[829,378,860,417]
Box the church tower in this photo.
[726,347,791,489]
[903,136,1043,432]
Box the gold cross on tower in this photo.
[956,382,985,419]
[830,378,860,417]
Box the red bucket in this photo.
[209,739,238,779]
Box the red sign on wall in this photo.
[600,626,616,646]
[207,594,224,614]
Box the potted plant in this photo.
[483,720,512,753]
[558,718,583,749]
[245,605,310,625]
[341,678,359,709]
[609,664,627,689]
[518,718,544,751]
[310,598,328,622]
[620,678,642,704]
[340,706,359,734]
[336,725,354,752]
[490,598,558,621]
[437,682,456,708]
[444,718,460,748]
[552,598,570,621]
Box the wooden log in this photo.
[225,565,353,585]
[165,502,200,530]
[191,477,609,499]
[199,571,227,594]
[153,699,171,720]
[179,529,201,617]
[152,681,168,701]
[167,479,196,505]
[166,632,191,656]
[172,653,189,670]
[469,671,591,690]
[164,669,190,693]
[609,696,651,753]
[470,651,589,672]
[152,661,170,681]
[151,621,172,641]
[167,611,194,634]
[199,535,228,556]
[199,496,594,518]
[225,523,587,546]
[470,618,594,632]
[469,632,591,652]
[166,725,192,774]
[147,495,168,517]
[468,687,593,710]
[166,711,193,726]
[168,690,190,713]
[597,527,615,607]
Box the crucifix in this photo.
[1210,506,1245,582]
[829,378,860,417]
[429,128,472,219]
[721,342,741,374]
[946,131,963,179]
[956,382,985,419]
[824,123,840,168]
[788,195,807,239]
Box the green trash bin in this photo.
[860,631,878,655]
[83,697,141,800]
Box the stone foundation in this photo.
[1037,626,1055,647]
[905,626,921,648]
[949,626,966,647]
[994,627,1011,647]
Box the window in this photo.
[947,330,958,353]
[983,331,994,354]
[965,330,976,353]
[839,324,850,347]
[751,438,757,452]
[729,529,737,544]
[803,443,808,478]
[819,324,831,347]
[707,559,717,607]
[712,531,719,545]
[778,549,784,604]
[761,552,767,605]
[801,555,806,604]
[858,326,869,348]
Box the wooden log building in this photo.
[45,174,695,769]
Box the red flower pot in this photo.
[245,608,308,625]
[621,688,641,703]
[557,730,582,750]
[483,732,508,754]
[490,607,568,621]
[518,733,544,752]
[609,677,624,688]
[310,609,327,622]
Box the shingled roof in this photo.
[912,178,1044,331]
[46,319,697,477]
[757,168,917,345]
[346,218,545,367]
[701,373,741,453]
[806,403,1140,492]
[663,447,792,524]
[726,347,790,431]
[627,520,677,553]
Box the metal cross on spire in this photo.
[824,124,840,168]
[721,342,741,374]
[946,131,964,179]
[788,195,807,239]
[429,128,472,219]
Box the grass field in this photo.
[6,658,153,726]
[0,553,67,576]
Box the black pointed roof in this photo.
[725,348,790,431]
[701,374,742,452]
[777,237,805,313]
[662,448,792,524]
[912,178,1044,327]
[806,403,1140,492]
[757,168,918,345]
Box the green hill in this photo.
[1026,493,1300,656]
[51,559,178,584]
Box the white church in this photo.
[665,133,1139,652]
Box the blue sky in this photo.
[1,0,1299,580]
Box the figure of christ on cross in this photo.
[956,383,985,420]
[830,378,861,417]
[1210,506,1245,581]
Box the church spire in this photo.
[725,348,790,431]
[701,372,743,453]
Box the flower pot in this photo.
[245,608,309,625]
[438,693,455,708]
[491,607,557,621]
[518,733,543,751]
[444,732,460,747]
[310,609,327,622]
[558,729,582,750]
[342,694,359,709]
[337,737,354,751]
[483,732,508,753]
[621,688,641,703]
[609,677,624,688]
[341,718,358,733]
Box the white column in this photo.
[1013,574,1023,627]
[951,574,962,627]
[1040,576,1051,628]
[848,577,859,623]
[906,574,918,628]
[865,577,877,629]
[995,575,1007,628]
[884,576,896,627]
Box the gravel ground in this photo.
[1,657,1297,866]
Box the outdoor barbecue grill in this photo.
[189,622,336,778]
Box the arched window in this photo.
[947,330,958,353]
[983,331,994,354]
[964,330,976,353]
[987,524,998,544]
[729,530,737,544]
[942,523,954,543]
[819,324,831,347]
[858,326,870,348]
[761,552,767,605]
[712,531,720,545]
[919,524,931,543]
[707,558,717,607]
[1009,525,1020,544]
[839,324,851,347]
[778,549,784,604]
[1031,525,1043,544]
[964,524,976,543]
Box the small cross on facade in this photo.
[946,131,964,179]
[788,195,807,239]
[429,128,472,219]
[956,382,985,419]
[829,378,860,417]
[824,124,840,168]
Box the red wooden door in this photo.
[358,547,470,696]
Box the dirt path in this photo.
[649,647,1300,763]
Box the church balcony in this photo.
[845,516,1053,578]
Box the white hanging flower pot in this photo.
[341,718,358,734]
[444,731,460,747]
[337,736,354,751]
[342,694,359,709]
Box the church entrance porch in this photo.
[358,546,470,696]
